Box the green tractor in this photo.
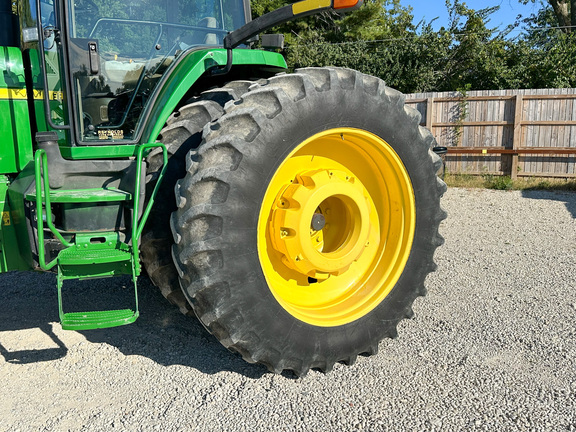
[0,0,446,375]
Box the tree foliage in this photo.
[250,0,576,92]
[519,0,575,32]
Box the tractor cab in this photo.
[28,0,249,144]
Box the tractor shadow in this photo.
[520,189,576,219]
[0,271,268,378]
[0,271,66,363]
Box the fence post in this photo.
[426,97,434,130]
[511,94,523,179]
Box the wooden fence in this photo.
[405,89,576,178]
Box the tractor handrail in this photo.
[34,143,167,272]
[34,149,73,270]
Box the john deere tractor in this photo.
[0,0,446,375]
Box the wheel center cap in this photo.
[270,169,372,278]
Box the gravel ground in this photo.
[0,187,575,432]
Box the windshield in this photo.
[66,0,247,143]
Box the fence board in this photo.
[406,88,576,178]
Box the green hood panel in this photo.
[0,47,34,174]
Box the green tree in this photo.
[516,1,576,87]
[249,0,575,92]
[250,0,415,45]
[519,0,575,32]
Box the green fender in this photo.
[142,48,287,143]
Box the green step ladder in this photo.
[56,234,138,330]
[31,144,167,330]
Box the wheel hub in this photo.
[311,213,326,231]
[270,169,372,278]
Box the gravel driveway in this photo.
[0,187,575,431]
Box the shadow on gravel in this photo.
[521,189,576,218]
[0,271,267,378]
[0,272,67,364]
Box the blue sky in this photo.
[399,0,543,31]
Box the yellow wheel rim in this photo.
[257,128,416,326]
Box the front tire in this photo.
[171,67,446,375]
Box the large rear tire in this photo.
[171,67,446,376]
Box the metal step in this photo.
[61,309,139,330]
[57,245,139,331]
[58,246,132,266]
[26,187,132,203]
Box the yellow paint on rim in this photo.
[257,128,416,327]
